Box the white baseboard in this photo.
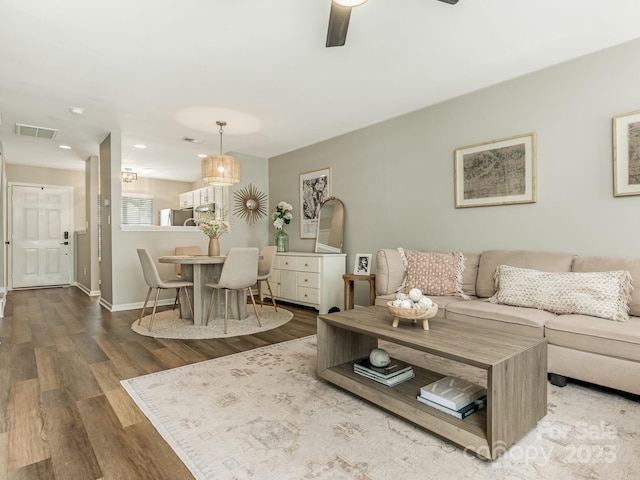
[105,298,175,312]
[75,282,101,297]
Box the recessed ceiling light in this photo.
[197,154,207,158]
[69,107,84,115]
[58,144,72,149]
[134,144,147,149]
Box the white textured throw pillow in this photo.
[489,265,633,322]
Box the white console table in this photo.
[271,252,346,313]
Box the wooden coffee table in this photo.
[317,306,547,460]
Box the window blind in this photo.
[121,193,154,225]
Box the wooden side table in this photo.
[343,274,376,310]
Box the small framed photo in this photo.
[300,167,331,238]
[454,133,536,208]
[354,253,372,275]
[613,109,640,197]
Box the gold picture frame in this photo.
[454,133,537,208]
[613,109,640,197]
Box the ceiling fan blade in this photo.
[326,2,352,48]
[437,0,459,4]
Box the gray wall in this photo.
[269,38,640,306]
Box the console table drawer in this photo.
[296,256,320,273]
[297,286,319,304]
[297,272,320,289]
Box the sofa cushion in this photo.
[573,255,640,317]
[476,250,575,298]
[398,249,468,298]
[445,299,551,338]
[545,314,640,362]
[489,265,632,322]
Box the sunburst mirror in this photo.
[233,183,268,224]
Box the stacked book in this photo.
[353,357,415,387]
[417,376,487,419]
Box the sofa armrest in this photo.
[376,249,405,296]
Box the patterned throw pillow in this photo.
[489,265,633,322]
[398,249,467,298]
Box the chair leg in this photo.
[148,288,161,331]
[265,280,277,311]
[140,287,152,321]
[182,287,194,319]
[257,281,264,308]
[247,287,262,327]
[206,287,215,326]
[173,289,180,311]
[224,289,229,334]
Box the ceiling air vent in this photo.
[15,123,58,140]
[182,137,204,144]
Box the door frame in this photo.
[8,182,75,290]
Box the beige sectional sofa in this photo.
[375,249,640,396]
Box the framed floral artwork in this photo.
[613,109,640,197]
[299,167,331,238]
[454,133,536,208]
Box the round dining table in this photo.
[159,255,249,326]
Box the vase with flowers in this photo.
[194,210,230,256]
[272,201,293,252]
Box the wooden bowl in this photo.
[387,301,438,330]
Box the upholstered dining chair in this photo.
[174,245,204,277]
[205,247,261,334]
[137,248,194,331]
[254,245,278,311]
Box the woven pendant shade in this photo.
[201,154,241,186]
[201,120,241,186]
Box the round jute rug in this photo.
[131,305,293,339]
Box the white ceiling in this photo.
[2,0,640,182]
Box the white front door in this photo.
[11,185,72,288]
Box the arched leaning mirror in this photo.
[314,196,345,253]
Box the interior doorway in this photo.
[9,184,73,289]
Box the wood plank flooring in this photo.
[0,287,318,479]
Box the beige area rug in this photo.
[121,336,640,480]
[130,306,292,339]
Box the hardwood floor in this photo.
[0,287,318,479]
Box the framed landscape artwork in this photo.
[613,109,640,197]
[299,167,331,238]
[454,133,537,208]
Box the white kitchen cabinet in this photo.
[271,252,346,314]
[179,191,194,209]
[199,186,221,206]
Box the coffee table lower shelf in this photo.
[317,306,547,461]
[319,362,491,458]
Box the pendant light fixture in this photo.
[201,121,241,186]
[121,168,137,183]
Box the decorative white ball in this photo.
[369,348,391,367]
[392,299,403,307]
[418,297,433,309]
[395,293,408,301]
[408,288,423,302]
[399,299,413,309]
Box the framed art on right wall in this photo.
[454,133,536,208]
[613,109,640,197]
